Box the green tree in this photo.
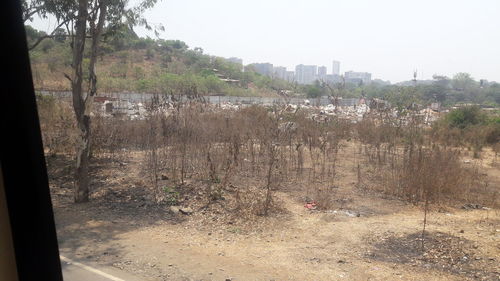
[306,85,322,98]
[23,0,159,202]
[452,73,476,91]
[383,86,422,114]
[104,24,139,51]
[25,24,45,40]
[445,106,487,129]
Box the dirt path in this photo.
[55,193,499,280]
[51,145,500,281]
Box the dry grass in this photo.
[37,98,498,216]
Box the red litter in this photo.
[304,201,317,210]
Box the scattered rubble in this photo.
[169,206,193,215]
[328,210,361,217]
[169,206,180,215]
[179,207,193,215]
[461,203,486,210]
[89,95,442,126]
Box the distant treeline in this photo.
[304,73,500,107]
[27,25,500,106]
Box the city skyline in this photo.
[247,59,373,85]
[30,0,500,83]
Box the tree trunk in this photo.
[75,117,91,202]
[263,145,276,216]
[72,0,89,203]
[72,0,107,203]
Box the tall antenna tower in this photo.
[413,69,418,85]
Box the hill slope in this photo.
[27,25,291,97]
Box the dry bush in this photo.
[36,92,352,215]
[356,111,486,206]
[36,95,77,156]
[384,146,477,204]
[92,117,130,158]
[232,185,284,218]
[39,94,496,213]
[429,122,464,147]
[123,101,355,215]
[430,107,500,159]
[309,185,338,210]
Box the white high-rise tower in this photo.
[332,60,340,75]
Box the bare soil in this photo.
[49,143,500,281]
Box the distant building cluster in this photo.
[344,71,372,85]
[246,62,271,76]
[244,59,372,85]
[295,64,317,84]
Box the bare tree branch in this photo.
[63,72,72,82]
[23,6,44,22]
[28,20,68,51]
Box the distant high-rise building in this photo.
[332,60,340,75]
[345,71,371,85]
[295,64,317,84]
[251,63,274,76]
[318,66,327,80]
[285,71,295,82]
[273,66,287,80]
[326,74,341,84]
[227,57,243,65]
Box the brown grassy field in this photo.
[41,100,499,280]
[49,143,499,281]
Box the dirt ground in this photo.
[48,142,500,281]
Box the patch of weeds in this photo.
[163,186,180,205]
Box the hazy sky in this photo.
[32,0,500,83]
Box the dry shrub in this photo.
[37,93,355,216]
[430,107,500,158]
[127,101,353,216]
[384,146,478,204]
[39,94,497,212]
[36,95,77,156]
[462,124,500,158]
[310,185,337,210]
[430,123,464,147]
[233,186,283,218]
[356,111,486,205]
